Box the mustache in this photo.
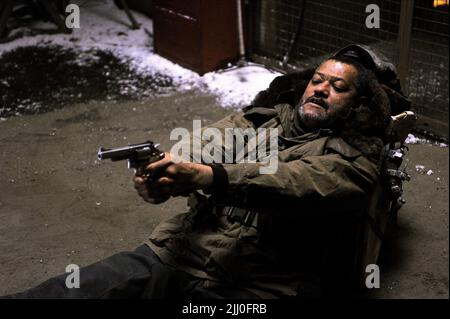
[302,97,329,110]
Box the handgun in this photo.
[97,141,164,176]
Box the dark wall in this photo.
[247,0,448,137]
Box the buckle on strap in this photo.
[386,169,411,181]
[226,206,258,228]
[388,149,404,159]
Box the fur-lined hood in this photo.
[246,47,411,162]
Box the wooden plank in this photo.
[282,0,306,68]
[397,0,415,89]
[0,0,13,39]
[153,2,202,71]
[117,0,140,29]
[154,0,239,75]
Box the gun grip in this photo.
[135,166,146,177]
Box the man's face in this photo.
[298,59,359,129]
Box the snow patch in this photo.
[405,134,448,148]
[0,0,280,109]
[201,64,280,107]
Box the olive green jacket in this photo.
[146,103,388,298]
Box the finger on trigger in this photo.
[145,158,173,176]
[157,176,174,186]
[134,176,145,184]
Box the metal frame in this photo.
[397,0,415,89]
[0,0,141,40]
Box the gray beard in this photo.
[297,99,354,130]
[298,103,334,129]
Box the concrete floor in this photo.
[0,90,448,298]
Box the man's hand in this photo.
[133,152,213,204]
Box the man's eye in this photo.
[311,78,321,84]
[333,85,347,92]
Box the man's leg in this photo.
[3,244,173,299]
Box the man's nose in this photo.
[314,82,329,98]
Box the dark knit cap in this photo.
[333,44,402,94]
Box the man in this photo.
[4,44,410,299]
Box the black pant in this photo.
[3,245,259,299]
